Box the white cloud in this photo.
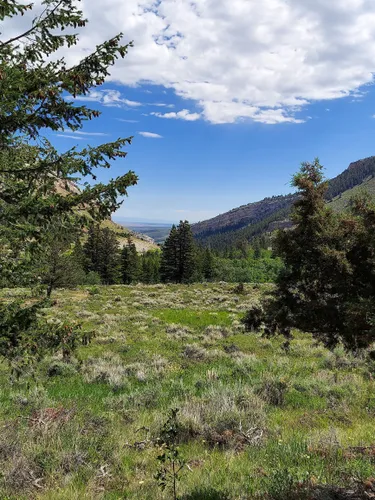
[117,118,139,123]
[150,103,175,108]
[69,89,141,108]
[56,134,84,140]
[139,131,163,138]
[74,131,109,136]
[152,109,201,121]
[14,0,375,124]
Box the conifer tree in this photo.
[160,225,180,283]
[202,247,215,280]
[253,240,262,259]
[121,236,140,284]
[84,226,120,284]
[161,221,197,283]
[83,225,102,274]
[243,159,375,350]
[37,229,86,297]
[177,221,196,283]
[0,0,137,365]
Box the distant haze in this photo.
[113,216,176,226]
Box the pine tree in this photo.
[202,248,215,280]
[0,0,137,365]
[121,236,140,284]
[83,225,102,275]
[84,226,121,285]
[243,159,375,350]
[140,250,161,283]
[97,229,121,285]
[178,221,196,283]
[37,229,86,298]
[253,240,262,259]
[160,225,179,283]
[161,222,197,283]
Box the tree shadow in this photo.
[306,485,368,500]
[286,484,370,500]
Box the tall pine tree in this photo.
[84,226,121,285]
[161,221,197,283]
[243,159,375,350]
[0,0,137,365]
[121,236,140,284]
[160,225,180,283]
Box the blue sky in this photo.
[42,0,375,223]
[53,82,375,223]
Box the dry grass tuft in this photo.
[177,384,267,448]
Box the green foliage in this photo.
[0,300,83,376]
[36,230,86,297]
[161,221,198,283]
[155,408,186,500]
[201,247,215,280]
[121,236,140,284]
[140,250,161,283]
[0,0,137,365]
[212,252,283,283]
[84,226,121,285]
[247,159,375,350]
[0,283,374,498]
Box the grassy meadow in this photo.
[0,283,375,499]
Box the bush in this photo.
[84,271,102,285]
[256,376,289,406]
[177,384,266,448]
[241,305,264,332]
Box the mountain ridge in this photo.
[192,156,375,249]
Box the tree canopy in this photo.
[243,159,375,350]
[0,0,137,365]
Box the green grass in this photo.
[0,283,374,499]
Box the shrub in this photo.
[82,354,127,390]
[177,384,266,448]
[241,305,264,332]
[84,272,102,286]
[256,376,289,406]
[46,360,78,378]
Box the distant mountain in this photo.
[193,156,375,250]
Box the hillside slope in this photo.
[55,179,158,252]
[193,156,375,249]
[328,175,375,212]
[101,219,158,252]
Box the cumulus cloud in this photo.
[70,89,142,108]
[13,0,375,124]
[139,131,163,138]
[152,109,201,121]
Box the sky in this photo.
[19,0,375,222]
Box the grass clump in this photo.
[178,384,266,448]
[82,353,128,390]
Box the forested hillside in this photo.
[193,156,375,250]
